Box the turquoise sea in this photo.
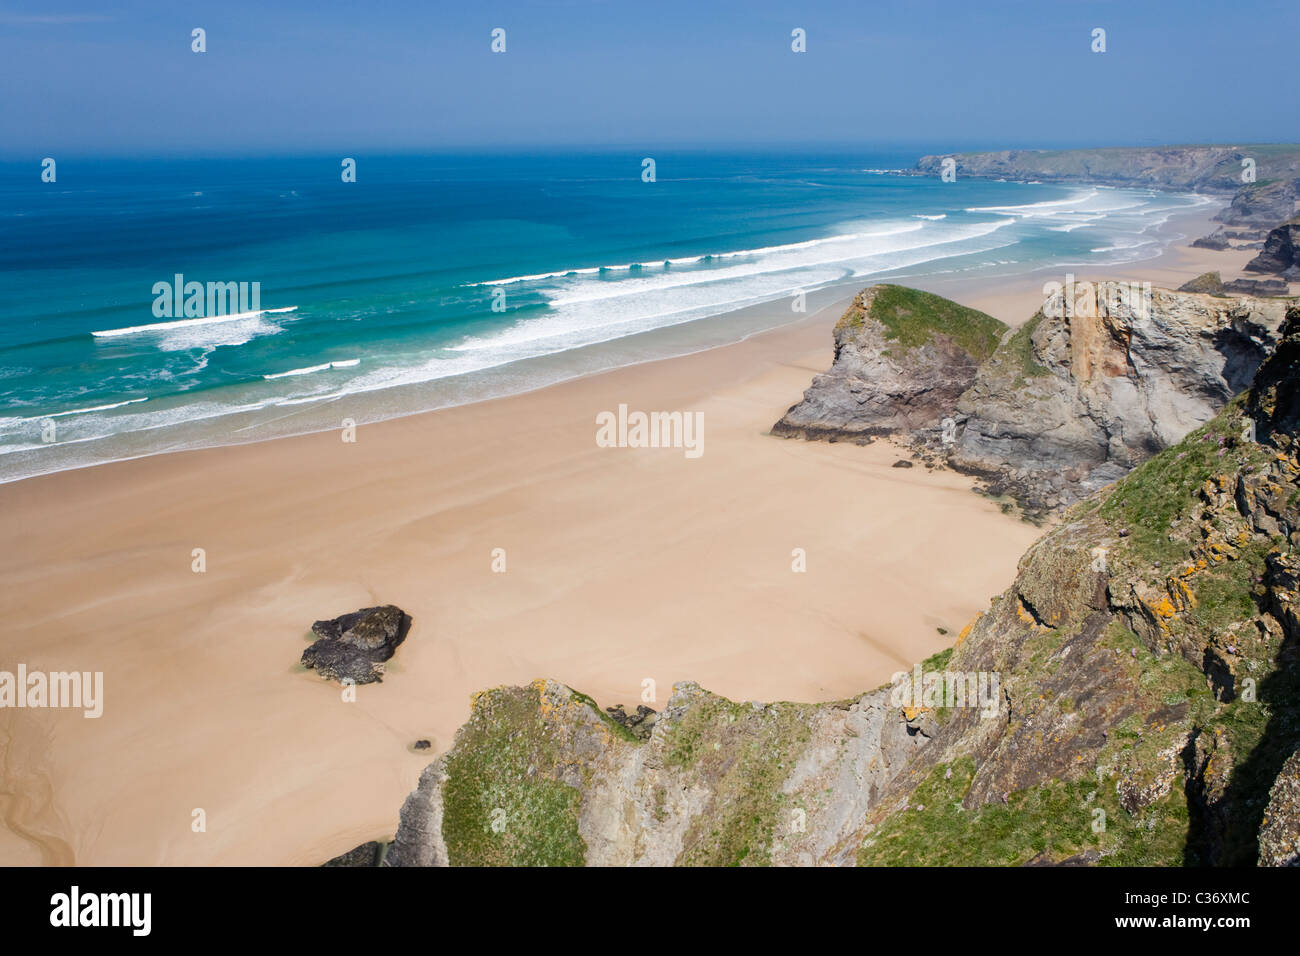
[0,149,1213,482]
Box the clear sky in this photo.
[2,0,1297,157]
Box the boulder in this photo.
[1177,271,1225,295]
[301,605,411,684]
[605,704,658,740]
[1191,229,1231,251]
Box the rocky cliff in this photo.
[1245,216,1300,281]
[776,283,1290,517]
[914,145,1300,194]
[942,284,1288,514]
[384,307,1300,866]
[771,284,1004,442]
[1214,178,1298,228]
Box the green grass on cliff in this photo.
[847,284,1006,361]
[857,756,1190,867]
[1003,313,1051,384]
[1100,395,1269,568]
[665,692,816,866]
[441,685,589,867]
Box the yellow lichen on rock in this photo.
[956,612,982,646]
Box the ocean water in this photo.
[0,150,1212,482]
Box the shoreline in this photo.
[0,196,1240,488]
[0,203,1279,866]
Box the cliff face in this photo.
[1214,178,1298,228]
[384,307,1300,867]
[776,283,1290,516]
[1245,216,1300,280]
[385,679,923,867]
[944,284,1288,514]
[771,284,1004,441]
[914,145,1300,194]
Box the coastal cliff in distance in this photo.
[380,307,1300,866]
[775,283,1291,517]
[914,145,1300,193]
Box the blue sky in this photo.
[2,0,1297,156]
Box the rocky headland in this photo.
[914,145,1300,195]
[775,282,1291,517]
[915,145,1300,260]
[1214,178,1297,230]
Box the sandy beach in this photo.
[0,215,1269,866]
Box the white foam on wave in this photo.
[467,224,927,289]
[0,396,277,456]
[263,358,360,380]
[965,189,1099,215]
[15,397,149,422]
[913,213,947,220]
[1089,239,1155,254]
[240,217,1027,414]
[448,217,1019,357]
[92,306,298,338]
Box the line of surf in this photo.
[91,306,298,338]
[464,224,929,288]
[263,358,359,380]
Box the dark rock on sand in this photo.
[1245,215,1300,280]
[1191,228,1231,251]
[605,704,659,740]
[301,605,411,684]
[413,739,432,751]
[1177,272,1226,295]
[892,459,914,468]
[1223,277,1290,296]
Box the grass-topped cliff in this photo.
[838,284,1004,361]
[383,306,1300,868]
[773,284,1005,442]
[779,280,1292,519]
